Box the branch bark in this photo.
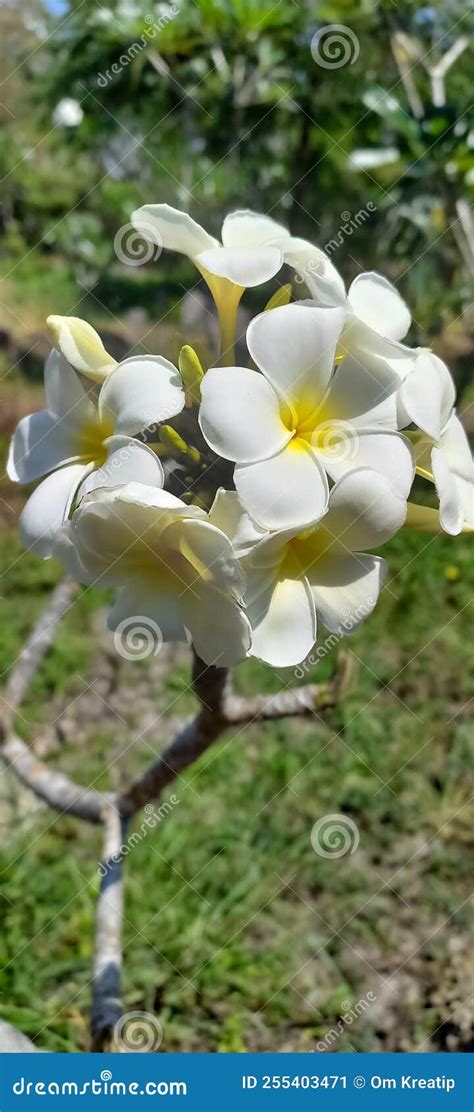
[0,578,107,823]
[91,805,127,1051]
[119,652,356,815]
[118,654,229,816]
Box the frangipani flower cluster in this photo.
[8,204,473,668]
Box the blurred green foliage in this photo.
[0,0,473,339]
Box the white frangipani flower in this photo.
[8,350,185,556]
[130,205,354,362]
[199,302,414,530]
[54,483,252,667]
[131,204,311,289]
[210,470,406,668]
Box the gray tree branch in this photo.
[91,805,127,1051]
[1,580,357,1052]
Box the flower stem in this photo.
[198,265,244,365]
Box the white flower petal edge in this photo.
[19,462,91,559]
[239,468,405,667]
[399,350,456,439]
[431,416,474,535]
[8,351,97,483]
[199,366,291,464]
[235,443,329,531]
[131,204,218,257]
[98,355,185,435]
[54,483,252,668]
[347,272,411,342]
[77,436,165,498]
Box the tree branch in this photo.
[3,578,77,715]
[1,582,357,1054]
[91,805,127,1051]
[0,732,106,823]
[118,654,229,816]
[225,652,356,722]
[119,652,356,815]
[0,577,107,823]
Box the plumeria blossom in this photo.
[54,483,252,667]
[130,205,343,360]
[132,203,329,289]
[7,197,472,670]
[8,350,185,556]
[199,302,414,529]
[210,470,406,667]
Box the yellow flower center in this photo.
[76,415,115,465]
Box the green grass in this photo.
[0,519,473,1052]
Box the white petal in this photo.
[221,210,290,248]
[47,316,117,382]
[248,575,317,667]
[284,237,347,305]
[184,584,251,667]
[431,448,464,536]
[199,366,289,463]
[44,349,97,419]
[78,436,164,497]
[324,428,414,500]
[438,414,472,474]
[400,350,456,439]
[131,203,218,257]
[311,554,386,634]
[54,522,94,582]
[99,355,185,435]
[247,302,345,415]
[19,463,89,558]
[108,584,187,644]
[323,353,400,428]
[208,489,268,554]
[235,441,329,530]
[340,317,417,388]
[172,518,246,599]
[319,468,407,551]
[456,474,474,529]
[348,272,410,341]
[8,411,85,483]
[196,244,282,287]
